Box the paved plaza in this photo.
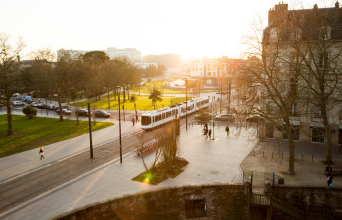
[0,122,256,220]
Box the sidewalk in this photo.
[0,123,256,220]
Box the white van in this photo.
[12,101,24,106]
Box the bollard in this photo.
[282,152,283,158]
[302,155,303,161]
[272,153,273,158]
[254,150,255,156]
[312,155,313,162]
[263,151,264,157]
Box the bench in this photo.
[134,143,158,157]
[325,167,342,175]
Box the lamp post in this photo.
[88,102,93,159]
[117,86,122,163]
[220,69,222,114]
[185,78,188,130]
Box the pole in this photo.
[229,77,231,111]
[117,86,122,163]
[212,115,215,140]
[186,79,188,130]
[220,70,222,114]
[88,102,93,159]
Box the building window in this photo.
[213,72,216,76]
[312,127,325,143]
[320,26,331,40]
[314,106,322,118]
[201,72,202,76]
[196,68,198,71]
[208,64,211,67]
[213,64,216,67]
[199,68,202,71]
[208,72,211,76]
[192,68,195,71]
[208,68,211,71]
[319,53,329,69]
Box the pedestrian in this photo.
[326,165,332,176]
[327,175,333,187]
[39,147,45,160]
[225,126,230,136]
[205,128,208,139]
[136,114,139,122]
[208,129,212,139]
[132,117,135,126]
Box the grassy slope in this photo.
[70,96,188,111]
[0,115,114,158]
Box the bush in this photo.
[23,106,37,119]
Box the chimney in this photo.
[335,1,339,8]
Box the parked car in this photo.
[95,110,111,118]
[214,114,235,121]
[246,115,265,123]
[12,101,24,106]
[75,109,90,117]
[55,105,70,111]
[46,104,56,110]
[12,93,20,97]
[16,96,22,100]
[37,103,46,109]
[195,113,211,122]
[30,102,39,107]
[26,99,33,104]
[56,108,71,115]
[22,96,32,102]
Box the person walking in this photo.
[327,175,333,187]
[132,117,135,126]
[225,126,230,136]
[39,147,45,160]
[208,129,212,139]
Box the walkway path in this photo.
[0,121,256,220]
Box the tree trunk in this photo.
[107,90,110,109]
[127,87,130,99]
[6,97,13,135]
[288,132,295,175]
[323,117,333,163]
[58,95,63,121]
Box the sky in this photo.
[1,0,337,60]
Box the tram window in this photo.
[176,109,178,114]
[141,116,151,125]
[167,112,171,117]
[156,115,159,122]
[162,113,165,119]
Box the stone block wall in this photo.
[49,184,249,220]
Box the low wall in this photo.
[49,184,248,220]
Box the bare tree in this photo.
[0,33,26,135]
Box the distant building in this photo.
[57,47,142,63]
[190,57,245,86]
[143,54,181,68]
[135,63,158,69]
[106,47,142,63]
[57,49,90,60]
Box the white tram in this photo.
[141,97,210,130]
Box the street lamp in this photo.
[220,69,222,114]
[185,78,188,130]
[117,86,123,163]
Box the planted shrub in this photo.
[23,106,37,119]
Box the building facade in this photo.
[258,2,342,144]
[106,47,142,63]
[190,57,245,87]
[143,53,181,68]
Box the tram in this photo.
[141,96,210,130]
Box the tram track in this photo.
[0,129,154,214]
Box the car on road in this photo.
[15,96,22,100]
[12,101,24,106]
[246,115,264,123]
[12,93,20,97]
[55,105,69,111]
[37,103,46,109]
[46,104,56,110]
[75,109,90,117]
[56,108,72,115]
[30,102,39,107]
[195,113,212,122]
[214,114,235,121]
[22,96,32,102]
[94,110,111,118]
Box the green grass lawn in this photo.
[130,81,186,94]
[70,96,188,111]
[0,115,114,158]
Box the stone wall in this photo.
[49,184,249,220]
[272,186,342,218]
